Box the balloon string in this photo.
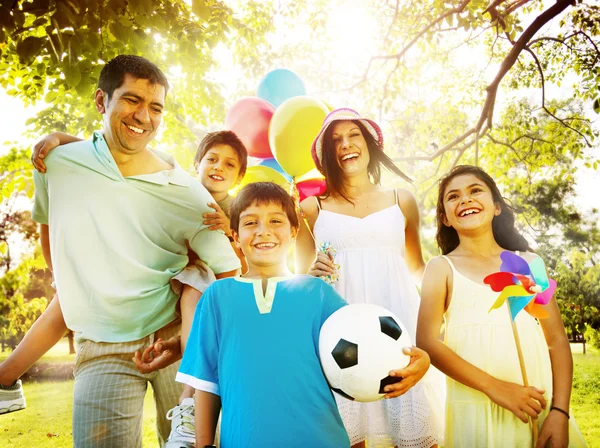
[291,178,317,244]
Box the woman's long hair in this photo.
[436,165,531,255]
[320,120,411,204]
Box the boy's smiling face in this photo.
[197,144,243,196]
[233,200,297,272]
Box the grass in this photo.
[2,341,599,446]
[1,381,158,447]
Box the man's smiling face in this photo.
[98,73,165,155]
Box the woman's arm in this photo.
[417,257,547,423]
[396,189,425,283]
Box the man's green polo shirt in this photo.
[32,132,241,343]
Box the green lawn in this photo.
[2,341,599,447]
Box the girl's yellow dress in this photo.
[442,255,586,447]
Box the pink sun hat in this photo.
[310,108,384,174]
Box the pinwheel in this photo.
[484,251,556,321]
[483,251,557,447]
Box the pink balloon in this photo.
[297,178,327,202]
[225,97,275,159]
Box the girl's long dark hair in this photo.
[320,120,411,204]
[436,165,531,255]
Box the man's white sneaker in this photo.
[0,379,26,415]
[164,397,196,448]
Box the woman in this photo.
[296,108,443,448]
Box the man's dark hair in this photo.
[98,55,170,100]
[230,182,299,233]
[194,131,248,179]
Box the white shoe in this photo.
[164,397,196,448]
[0,379,26,415]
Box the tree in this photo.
[0,0,272,162]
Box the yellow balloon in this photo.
[229,165,290,196]
[296,167,325,183]
[269,96,329,178]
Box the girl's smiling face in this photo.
[442,173,501,232]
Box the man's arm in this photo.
[195,391,221,447]
[40,224,52,272]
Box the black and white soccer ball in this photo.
[319,303,412,402]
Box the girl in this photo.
[417,165,585,447]
[296,108,443,448]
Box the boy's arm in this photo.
[195,391,221,447]
[0,296,67,386]
[32,132,83,173]
[40,224,52,272]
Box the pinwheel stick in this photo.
[507,304,539,447]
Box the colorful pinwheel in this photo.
[484,251,556,320]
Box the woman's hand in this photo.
[203,202,231,236]
[484,378,546,423]
[308,251,335,278]
[383,346,430,398]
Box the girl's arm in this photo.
[536,294,572,447]
[396,189,425,283]
[32,132,83,173]
[0,295,67,386]
[195,390,221,447]
[294,197,319,274]
[417,257,547,423]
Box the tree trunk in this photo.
[67,330,75,354]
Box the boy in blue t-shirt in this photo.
[176,181,351,448]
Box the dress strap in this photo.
[440,255,457,273]
[315,196,322,211]
[393,188,399,205]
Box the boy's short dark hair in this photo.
[193,130,248,179]
[230,182,299,232]
[98,55,170,100]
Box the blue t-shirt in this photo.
[176,275,350,448]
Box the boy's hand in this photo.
[132,336,182,373]
[383,347,430,399]
[203,202,231,237]
[31,133,61,173]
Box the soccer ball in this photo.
[319,303,412,402]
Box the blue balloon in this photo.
[256,158,293,182]
[257,69,307,108]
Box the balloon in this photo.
[225,97,275,159]
[257,69,307,108]
[256,158,293,182]
[229,165,290,196]
[296,168,324,183]
[269,96,329,178]
[321,100,335,112]
[297,178,327,202]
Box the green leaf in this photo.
[63,63,81,87]
[192,0,211,20]
[16,36,46,64]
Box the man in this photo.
[30,55,240,447]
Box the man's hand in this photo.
[203,202,231,236]
[383,346,430,399]
[132,336,182,373]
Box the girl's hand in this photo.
[308,251,335,278]
[132,336,182,373]
[485,378,546,423]
[537,409,569,448]
[31,133,62,172]
[203,202,231,236]
[383,347,430,398]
